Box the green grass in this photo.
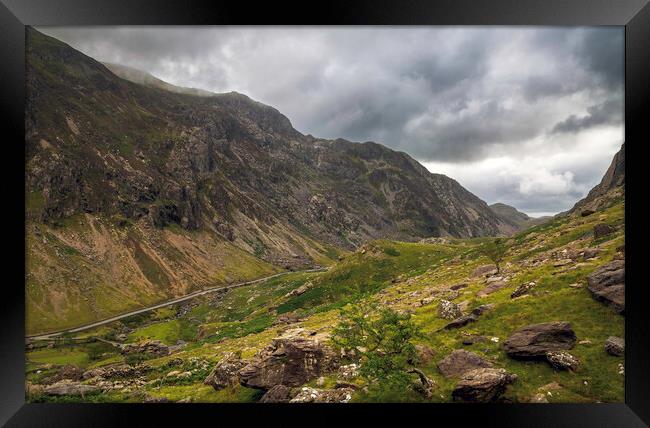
[128,319,197,345]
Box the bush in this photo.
[331,301,423,391]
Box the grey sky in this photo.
[37,26,624,217]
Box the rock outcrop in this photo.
[43,380,100,396]
[587,260,625,314]
[451,368,517,402]
[238,329,339,390]
[437,350,493,378]
[204,352,247,391]
[503,322,577,358]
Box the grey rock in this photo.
[587,260,625,314]
[452,368,517,402]
[437,350,493,378]
[503,322,577,358]
[605,336,625,356]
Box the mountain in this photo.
[568,143,625,215]
[489,203,550,231]
[25,28,512,333]
[102,62,214,97]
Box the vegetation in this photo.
[332,302,422,391]
[480,237,509,273]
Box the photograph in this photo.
[23,25,626,404]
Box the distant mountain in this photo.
[568,143,625,215]
[489,203,550,232]
[25,28,513,333]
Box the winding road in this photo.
[27,267,326,341]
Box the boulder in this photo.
[337,363,359,381]
[449,283,469,291]
[204,352,247,391]
[477,281,507,297]
[582,248,601,260]
[437,350,493,378]
[451,368,517,402]
[413,344,436,365]
[238,329,339,390]
[545,351,580,371]
[438,300,463,320]
[462,335,488,346]
[471,264,497,278]
[593,223,615,239]
[605,336,625,356]
[587,260,625,313]
[580,209,595,217]
[43,380,100,396]
[485,276,504,284]
[511,282,536,299]
[443,305,493,330]
[503,322,577,358]
[259,385,293,403]
[289,386,354,403]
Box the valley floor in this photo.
[25,199,625,403]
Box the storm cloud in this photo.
[36,26,624,216]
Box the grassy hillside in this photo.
[26,199,624,403]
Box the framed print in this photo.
[1,0,649,426]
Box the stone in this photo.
[477,281,507,297]
[580,209,595,217]
[531,393,549,403]
[485,276,504,284]
[204,352,247,391]
[337,363,359,381]
[605,336,625,356]
[511,282,536,299]
[438,300,463,320]
[120,340,169,357]
[443,305,493,330]
[44,364,84,384]
[587,260,625,314]
[43,380,100,396]
[289,386,354,403]
[503,322,577,358]
[238,329,339,390]
[546,351,580,371]
[437,350,493,378]
[462,335,488,346]
[444,314,478,330]
[593,223,615,239]
[413,344,436,365]
[582,248,601,260]
[259,385,293,403]
[451,368,517,402]
[449,283,469,290]
[553,259,573,267]
[471,264,498,278]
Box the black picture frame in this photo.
[1,0,648,426]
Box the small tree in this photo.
[331,301,423,393]
[481,238,508,273]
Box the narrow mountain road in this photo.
[27,267,326,341]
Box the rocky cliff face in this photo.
[568,143,625,215]
[25,28,513,332]
[489,203,549,232]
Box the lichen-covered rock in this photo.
[545,351,580,371]
[471,265,498,278]
[451,368,517,402]
[438,300,462,320]
[511,282,536,299]
[204,351,247,391]
[503,322,577,358]
[605,336,625,356]
[289,386,354,403]
[238,329,339,390]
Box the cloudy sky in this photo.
[38,26,624,217]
